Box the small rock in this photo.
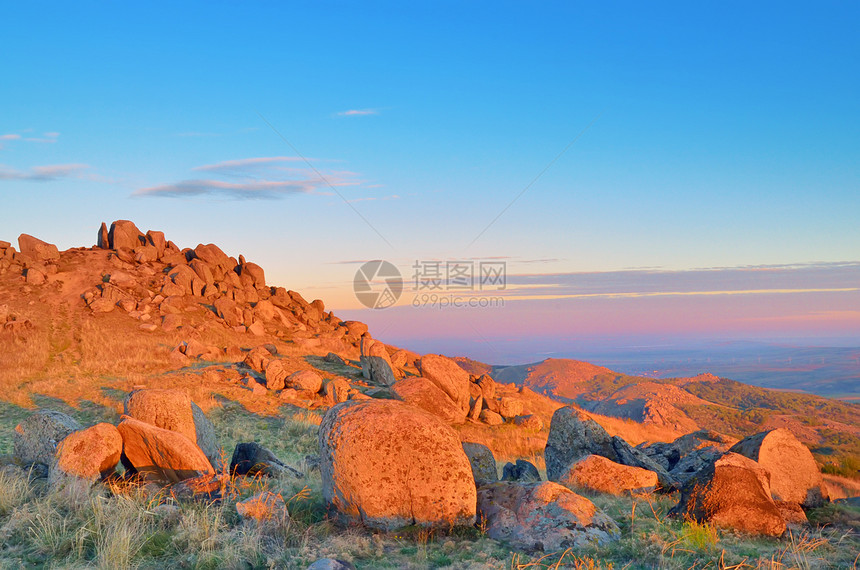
[502,460,541,483]
[236,491,288,522]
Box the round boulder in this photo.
[670,452,786,536]
[50,423,122,484]
[13,410,82,466]
[729,428,828,508]
[319,399,476,530]
[287,370,323,393]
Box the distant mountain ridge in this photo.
[454,356,860,474]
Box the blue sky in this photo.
[2,2,858,357]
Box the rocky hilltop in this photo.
[0,221,858,568]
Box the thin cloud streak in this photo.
[336,109,379,117]
[0,163,90,181]
[135,156,363,200]
[193,156,312,172]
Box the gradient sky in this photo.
[2,2,858,361]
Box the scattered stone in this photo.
[265,359,290,391]
[513,414,543,431]
[319,399,476,530]
[462,442,498,486]
[670,452,786,536]
[729,428,828,508]
[477,481,620,551]
[118,416,214,484]
[324,377,351,404]
[499,397,524,419]
[391,376,467,423]
[236,491,288,522]
[49,423,122,486]
[230,442,303,478]
[558,455,658,496]
[480,409,504,426]
[502,460,541,483]
[13,410,82,467]
[307,559,356,570]
[324,352,347,366]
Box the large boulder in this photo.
[417,354,471,414]
[108,220,146,250]
[545,407,614,481]
[123,389,220,468]
[118,416,214,484]
[558,455,658,496]
[17,234,60,261]
[319,399,476,530]
[13,410,82,467]
[49,423,122,485]
[477,481,620,551]
[729,428,828,508]
[461,442,498,486]
[670,452,786,536]
[361,342,397,386]
[391,377,467,423]
[545,406,675,489]
[287,370,323,393]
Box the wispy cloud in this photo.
[335,109,379,117]
[0,163,90,181]
[345,194,400,203]
[134,156,361,199]
[497,262,860,302]
[193,156,311,173]
[0,131,59,147]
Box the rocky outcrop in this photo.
[391,376,467,423]
[123,389,220,468]
[729,428,828,508]
[558,454,658,496]
[670,452,786,536]
[417,354,471,415]
[545,406,676,489]
[118,416,214,484]
[319,399,476,530]
[13,410,82,467]
[477,481,620,551]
